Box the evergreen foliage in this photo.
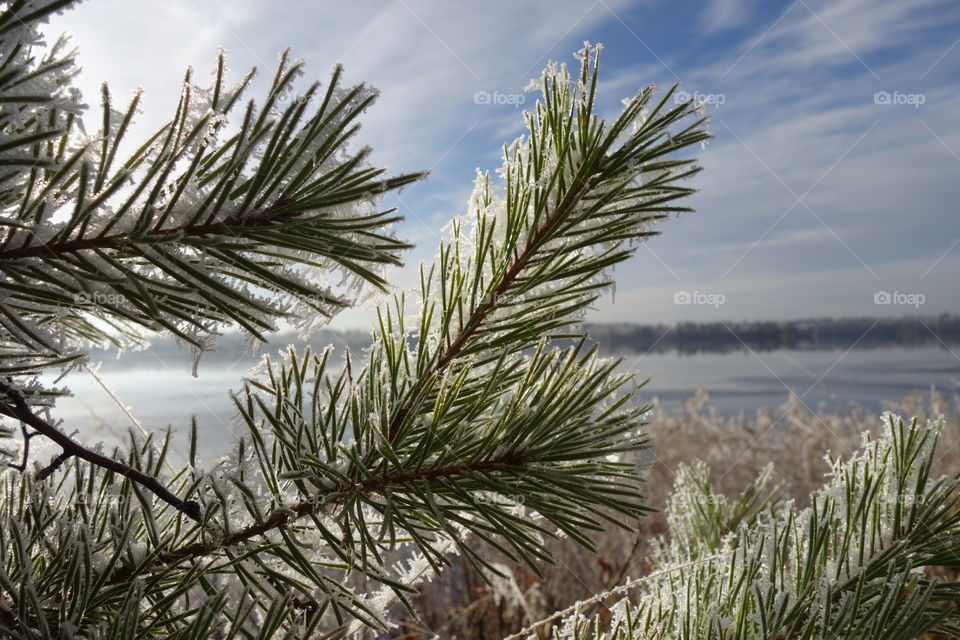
[3,3,959,639]
[537,415,960,640]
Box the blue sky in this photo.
[48,0,960,328]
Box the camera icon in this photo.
[873,91,891,105]
[73,292,90,304]
[873,291,892,304]
[473,90,491,105]
[673,291,692,305]
[673,90,691,104]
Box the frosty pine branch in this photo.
[4,2,960,639]
[538,414,960,640]
[0,1,423,383]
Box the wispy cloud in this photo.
[700,0,755,33]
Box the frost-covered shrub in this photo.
[539,413,960,640]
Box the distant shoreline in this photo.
[88,314,960,369]
[582,314,960,356]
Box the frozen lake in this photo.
[38,344,960,464]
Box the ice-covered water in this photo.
[38,345,960,463]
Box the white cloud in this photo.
[712,0,948,80]
[701,0,754,33]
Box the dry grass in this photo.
[389,387,960,639]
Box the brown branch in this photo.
[0,603,27,639]
[106,451,527,585]
[0,380,201,522]
[6,422,37,472]
[35,450,71,481]
[0,200,301,261]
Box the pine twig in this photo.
[0,379,201,522]
[6,422,36,472]
[501,554,725,640]
[384,159,602,444]
[35,451,71,481]
[0,200,302,260]
[106,451,528,584]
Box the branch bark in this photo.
[0,380,201,522]
[0,201,302,260]
[6,422,36,472]
[106,451,527,585]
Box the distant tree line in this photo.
[87,315,960,371]
[584,313,960,355]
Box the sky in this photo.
[46,0,960,328]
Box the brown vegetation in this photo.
[393,387,960,639]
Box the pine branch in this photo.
[1,41,425,383]
[105,450,530,584]
[5,422,35,472]
[178,46,709,632]
[385,156,603,442]
[0,196,305,260]
[551,414,960,640]
[0,379,202,521]
[373,46,709,457]
[34,450,69,480]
